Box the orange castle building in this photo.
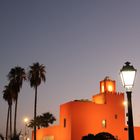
[35,77,140,140]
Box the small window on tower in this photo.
[102,119,106,128]
[101,85,104,93]
[108,85,113,92]
[64,118,66,128]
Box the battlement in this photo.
[92,77,124,104]
[92,92,124,105]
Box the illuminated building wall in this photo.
[35,77,140,140]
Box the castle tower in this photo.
[92,77,117,104]
[100,76,116,93]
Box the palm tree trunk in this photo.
[14,96,18,136]
[6,107,10,140]
[34,85,37,140]
[9,104,12,140]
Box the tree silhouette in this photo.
[82,132,116,140]
[95,132,116,140]
[28,112,56,129]
[3,84,13,140]
[28,62,46,140]
[81,134,94,140]
[7,66,26,136]
[0,134,4,140]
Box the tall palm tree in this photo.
[3,85,13,140]
[28,62,46,140]
[7,66,26,136]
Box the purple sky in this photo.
[1,0,140,136]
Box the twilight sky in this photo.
[1,0,140,136]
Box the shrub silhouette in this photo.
[95,132,116,140]
[82,132,116,140]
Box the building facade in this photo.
[35,77,140,140]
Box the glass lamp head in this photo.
[120,62,137,92]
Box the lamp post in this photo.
[120,62,137,140]
[24,117,29,140]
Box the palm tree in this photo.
[28,116,42,129]
[3,85,13,140]
[41,112,56,127]
[28,112,56,129]
[28,62,46,140]
[7,66,26,136]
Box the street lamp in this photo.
[120,62,137,140]
[24,117,29,140]
[24,118,29,124]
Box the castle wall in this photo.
[33,78,140,140]
[69,93,126,140]
[59,102,72,140]
[35,125,60,140]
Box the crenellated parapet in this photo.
[92,77,125,104]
